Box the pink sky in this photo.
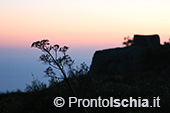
[0,0,170,48]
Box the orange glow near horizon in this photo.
[0,0,170,48]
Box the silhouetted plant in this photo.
[164,38,170,46]
[71,62,89,76]
[123,36,134,47]
[25,74,46,92]
[31,39,76,93]
[31,39,88,113]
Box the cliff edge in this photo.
[89,34,170,78]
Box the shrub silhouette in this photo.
[123,36,134,47]
[31,39,88,113]
[25,74,47,92]
[31,39,78,95]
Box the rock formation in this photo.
[133,34,160,47]
[89,34,164,78]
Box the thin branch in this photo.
[32,41,88,113]
[49,63,59,70]
[44,49,79,97]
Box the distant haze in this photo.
[0,47,98,92]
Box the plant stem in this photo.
[45,49,89,113]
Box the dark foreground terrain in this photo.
[0,70,170,113]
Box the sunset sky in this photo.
[0,0,170,48]
[0,0,170,92]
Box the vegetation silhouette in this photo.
[31,40,75,94]
[0,36,170,113]
[25,74,47,92]
[123,36,134,47]
[31,39,88,113]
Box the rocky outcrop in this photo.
[89,34,162,78]
[134,34,160,47]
